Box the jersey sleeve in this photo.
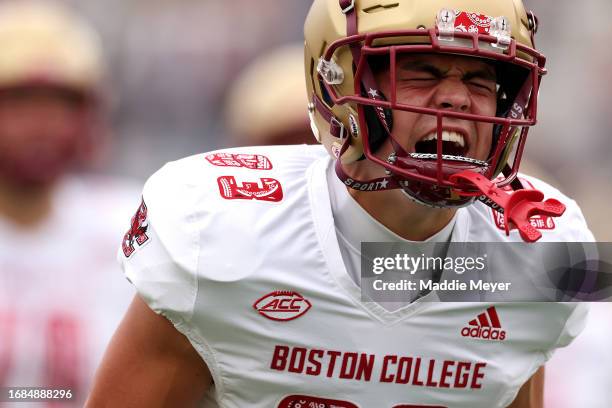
[544,302,589,360]
[528,179,595,358]
[118,160,200,326]
[562,198,596,242]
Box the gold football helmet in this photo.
[305,0,543,207]
[0,0,104,95]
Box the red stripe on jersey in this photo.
[487,306,502,328]
[477,312,490,327]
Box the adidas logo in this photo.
[460,306,506,341]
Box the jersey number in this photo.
[217,176,283,202]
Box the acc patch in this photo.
[217,176,283,202]
[205,153,272,170]
[253,291,311,321]
[122,198,150,257]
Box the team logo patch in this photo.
[122,198,150,258]
[217,176,283,202]
[453,10,493,34]
[461,306,507,341]
[491,178,556,232]
[253,291,311,321]
[278,395,357,408]
[205,153,272,170]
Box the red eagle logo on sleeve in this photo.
[122,198,150,258]
[217,176,283,202]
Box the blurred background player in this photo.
[0,1,137,404]
[224,44,313,147]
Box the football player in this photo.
[87,0,593,407]
[0,1,136,404]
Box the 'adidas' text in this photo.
[461,306,507,342]
[461,326,506,341]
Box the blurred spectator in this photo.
[224,44,313,147]
[0,1,137,405]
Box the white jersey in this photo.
[0,176,138,407]
[121,145,593,408]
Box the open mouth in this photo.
[414,130,469,157]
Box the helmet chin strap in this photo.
[333,133,400,192]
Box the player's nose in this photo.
[432,77,471,112]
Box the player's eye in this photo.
[398,73,438,86]
[402,71,436,79]
[467,79,496,94]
